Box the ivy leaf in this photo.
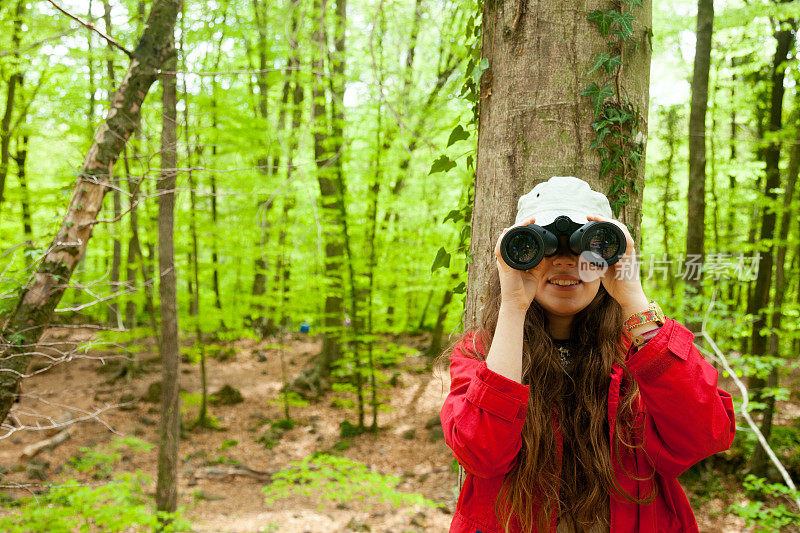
[603,54,622,73]
[612,12,635,38]
[587,10,615,37]
[429,155,457,175]
[588,51,612,75]
[452,281,466,294]
[579,82,614,117]
[431,247,451,272]
[471,57,489,83]
[443,209,463,224]
[447,125,470,147]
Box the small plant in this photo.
[268,390,309,408]
[728,474,800,532]
[67,436,153,480]
[271,418,295,431]
[262,452,444,512]
[218,439,238,451]
[1,438,190,532]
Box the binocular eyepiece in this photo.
[500,215,626,271]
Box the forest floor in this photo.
[0,326,795,532]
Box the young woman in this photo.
[437,177,736,533]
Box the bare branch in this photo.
[44,0,133,58]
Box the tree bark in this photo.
[103,0,122,329]
[0,0,25,220]
[155,29,180,515]
[0,0,181,426]
[466,0,652,331]
[13,135,32,253]
[289,0,348,397]
[684,0,713,332]
[660,106,678,299]
[749,50,799,476]
[745,23,794,422]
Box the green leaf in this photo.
[431,247,451,272]
[452,281,466,294]
[587,10,615,37]
[603,54,622,74]
[471,57,489,83]
[429,155,456,175]
[588,51,612,75]
[612,12,635,38]
[447,124,470,147]
[443,209,463,224]
[579,82,615,116]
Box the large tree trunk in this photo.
[155,28,180,514]
[0,0,181,426]
[465,0,652,331]
[684,0,713,332]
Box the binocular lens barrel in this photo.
[500,218,626,271]
[506,232,539,265]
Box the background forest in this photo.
[0,0,799,531]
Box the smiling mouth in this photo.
[548,279,582,286]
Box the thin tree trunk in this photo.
[289,0,346,397]
[684,0,713,332]
[14,135,32,253]
[427,270,461,360]
[726,60,738,304]
[250,0,272,334]
[749,75,800,477]
[0,0,25,220]
[0,0,182,426]
[87,0,96,139]
[103,0,122,329]
[271,2,303,332]
[155,31,180,515]
[660,106,678,299]
[207,9,229,328]
[745,23,794,421]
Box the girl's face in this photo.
[533,235,601,318]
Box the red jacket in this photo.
[440,317,736,532]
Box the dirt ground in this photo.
[0,326,775,532]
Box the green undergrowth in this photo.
[0,436,191,532]
[262,452,443,513]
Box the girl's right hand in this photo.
[495,217,547,313]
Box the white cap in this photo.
[514,176,613,227]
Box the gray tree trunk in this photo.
[0,0,181,427]
[155,32,180,514]
[465,0,652,331]
[684,0,714,331]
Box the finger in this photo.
[495,227,509,257]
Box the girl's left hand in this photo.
[582,214,647,308]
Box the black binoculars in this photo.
[500,215,626,270]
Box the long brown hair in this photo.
[434,267,656,532]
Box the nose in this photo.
[552,235,577,266]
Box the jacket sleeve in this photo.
[440,332,531,479]
[625,317,736,478]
